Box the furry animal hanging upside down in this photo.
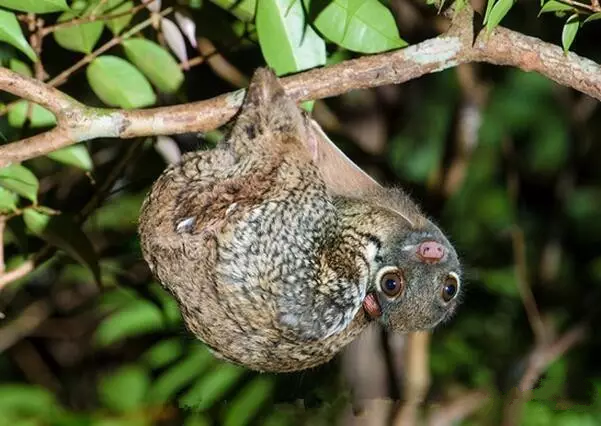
[138,68,462,372]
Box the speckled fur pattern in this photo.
[138,69,462,372]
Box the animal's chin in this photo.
[362,292,382,319]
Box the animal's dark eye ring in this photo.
[442,272,460,303]
[377,267,405,298]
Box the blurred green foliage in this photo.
[1,0,601,425]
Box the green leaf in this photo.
[105,0,134,35]
[485,0,514,33]
[0,187,18,213]
[122,39,184,93]
[98,365,151,412]
[185,414,212,426]
[180,363,245,410]
[147,344,215,403]
[87,56,156,108]
[0,0,69,13]
[9,58,32,76]
[562,14,580,53]
[584,11,601,23]
[538,0,575,14]
[209,0,256,21]
[46,144,93,170]
[95,299,165,347]
[8,100,57,128]
[0,384,60,418]
[483,0,495,24]
[0,10,37,61]
[222,376,274,426]
[0,164,38,203]
[23,209,101,283]
[256,0,326,75]
[53,7,105,54]
[305,0,407,53]
[142,338,184,369]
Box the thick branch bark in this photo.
[0,8,599,167]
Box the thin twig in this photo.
[511,227,548,344]
[48,7,173,87]
[41,0,154,36]
[556,0,601,12]
[428,390,490,426]
[1,7,601,166]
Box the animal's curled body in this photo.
[138,69,462,372]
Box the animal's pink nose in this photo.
[417,241,446,263]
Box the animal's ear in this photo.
[306,118,381,197]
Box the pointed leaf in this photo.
[46,144,93,170]
[483,0,495,24]
[562,14,580,53]
[122,39,184,93]
[0,0,69,13]
[257,0,326,75]
[584,12,601,23]
[485,0,514,33]
[0,164,38,203]
[87,55,156,108]
[8,100,57,128]
[0,187,18,213]
[142,338,184,369]
[23,209,101,284]
[305,0,406,53]
[53,8,105,54]
[539,0,575,14]
[105,0,134,35]
[98,365,151,412]
[161,18,188,64]
[0,10,37,61]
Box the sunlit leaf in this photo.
[180,363,245,410]
[53,7,105,54]
[122,39,184,93]
[538,0,575,14]
[584,11,601,23]
[305,0,406,53]
[23,209,101,284]
[0,0,69,13]
[98,365,151,412]
[147,344,215,403]
[0,10,37,61]
[105,0,133,35]
[87,55,156,108]
[222,376,274,426]
[257,0,326,75]
[46,144,94,170]
[0,187,18,213]
[0,164,38,203]
[485,0,515,33]
[562,14,580,53]
[8,100,57,128]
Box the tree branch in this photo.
[0,7,599,167]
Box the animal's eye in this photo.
[442,274,459,302]
[379,270,405,298]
